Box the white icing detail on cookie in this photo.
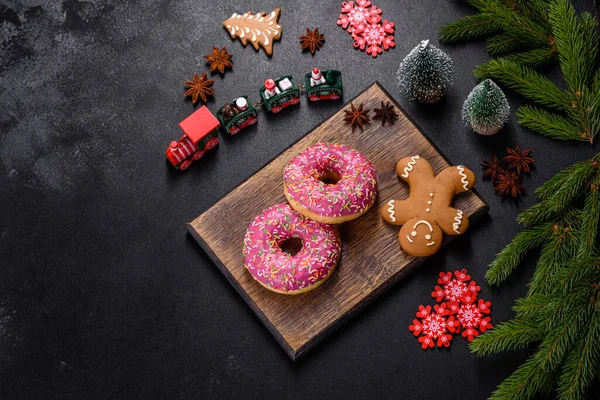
[457,165,469,191]
[426,241,436,247]
[453,210,464,234]
[429,193,433,197]
[427,200,432,205]
[413,220,433,232]
[425,234,432,240]
[406,235,414,243]
[387,199,396,222]
[411,231,417,237]
[426,208,430,213]
[400,155,420,178]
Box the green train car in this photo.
[259,76,301,113]
[305,69,343,101]
[216,96,259,135]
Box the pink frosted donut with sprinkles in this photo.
[283,143,378,224]
[243,203,341,294]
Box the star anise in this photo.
[372,101,398,126]
[503,145,534,175]
[204,46,233,74]
[494,170,525,198]
[300,28,325,54]
[343,103,370,130]
[184,72,215,104]
[481,154,505,182]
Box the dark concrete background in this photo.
[1,0,599,399]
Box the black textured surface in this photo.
[1,1,598,399]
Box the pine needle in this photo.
[486,223,554,285]
[518,161,597,225]
[502,47,555,68]
[513,294,553,321]
[439,13,502,43]
[470,319,544,356]
[474,59,570,109]
[486,33,522,55]
[528,224,576,295]
[491,306,593,400]
[557,312,600,400]
[517,105,585,142]
[576,173,600,257]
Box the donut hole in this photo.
[318,170,341,185]
[280,237,303,256]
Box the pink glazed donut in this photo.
[284,143,378,224]
[243,203,341,294]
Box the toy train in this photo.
[166,68,342,170]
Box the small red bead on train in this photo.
[166,68,343,170]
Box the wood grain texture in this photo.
[187,82,489,360]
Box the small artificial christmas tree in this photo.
[397,39,454,104]
[462,79,510,135]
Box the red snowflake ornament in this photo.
[457,303,482,328]
[411,269,493,349]
[409,304,456,349]
[336,1,395,58]
[456,299,492,341]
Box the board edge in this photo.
[185,222,297,360]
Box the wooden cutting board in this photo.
[188,82,488,360]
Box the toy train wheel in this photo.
[248,117,258,125]
[271,106,282,114]
[330,94,341,100]
[193,150,204,160]
[291,97,300,105]
[229,126,240,135]
[180,160,192,171]
[205,137,220,150]
[309,95,320,102]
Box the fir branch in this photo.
[516,105,585,142]
[486,33,522,55]
[540,286,595,332]
[491,305,593,400]
[470,319,544,356]
[557,312,600,400]
[579,13,599,87]
[489,352,554,400]
[513,294,553,321]
[577,174,600,257]
[475,59,570,110]
[502,48,556,68]
[528,224,577,295]
[536,158,598,201]
[467,0,550,47]
[486,223,554,285]
[439,13,502,43]
[518,161,597,225]
[556,256,600,293]
[548,0,598,93]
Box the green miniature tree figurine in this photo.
[462,79,510,135]
[397,39,454,104]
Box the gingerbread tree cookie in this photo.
[222,8,282,56]
[381,156,475,257]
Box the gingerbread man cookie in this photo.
[381,156,475,257]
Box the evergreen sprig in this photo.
[440,0,600,144]
[473,153,600,400]
[439,0,555,65]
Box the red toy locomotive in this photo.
[166,106,221,171]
